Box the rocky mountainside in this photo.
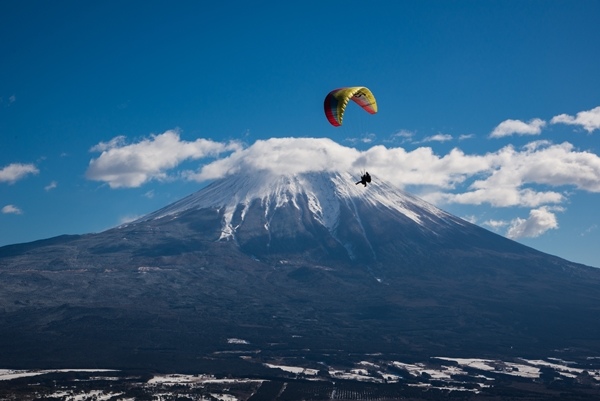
[1,171,599,371]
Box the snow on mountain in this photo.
[137,171,458,243]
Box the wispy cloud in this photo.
[2,204,22,215]
[0,163,39,184]
[551,106,600,133]
[44,181,58,191]
[1,95,16,107]
[345,133,376,144]
[90,136,127,152]
[461,215,478,224]
[482,219,509,229]
[580,224,598,237]
[385,129,416,145]
[86,130,242,188]
[422,133,452,143]
[490,118,546,138]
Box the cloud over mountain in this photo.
[83,134,600,241]
[88,135,600,209]
[187,137,360,181]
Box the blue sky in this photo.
[2,1,600,267]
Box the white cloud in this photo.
[551,106,600,133]
[86,130,242,188]
[432,141,600,207]
[506,207,559,239]
[188,137,360,181]
[514,142,600,192]
[187,138,495,191]
[490,118,546,138]
[44,181,58,191]
[422,133,453,142]
[0,163,39,184]
[483,219,509,229]
[441,187,564,208]
[2,204,22,215]
[522,140,552,151]
[360,145,491,189]
[459,134,475,141]
[187,138,600,212]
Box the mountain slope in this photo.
[1,171,599,370]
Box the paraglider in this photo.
[356,171,371,187]
[324,87,377,187]
[323,86,377,127]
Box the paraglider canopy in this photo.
[324,87,377,127]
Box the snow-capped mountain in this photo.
[141,171,446,223]
[140,171,452,234]
[132,170,540,267]
[133,171,454,260]
[1,170,600,372]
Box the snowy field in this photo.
[0,369,117,381]
[2,355,600,400]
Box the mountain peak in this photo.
[138,171,453,240]
[130,170,473,264]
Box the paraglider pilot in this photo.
[356,172,371,187]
